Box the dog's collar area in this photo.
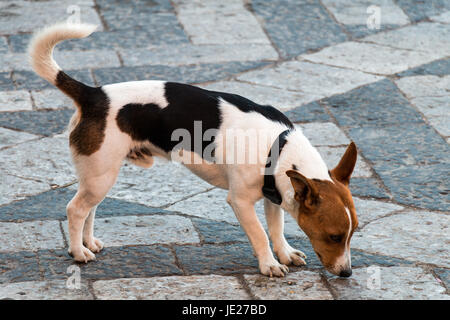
[262,129,290,205]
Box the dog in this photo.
[29,23,359,277]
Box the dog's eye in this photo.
[329,234,343,243]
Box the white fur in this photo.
[28,22,97,84]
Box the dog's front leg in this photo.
[83,205,104,253]
[264,199,306,266]
[227,193,288,277]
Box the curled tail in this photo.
[28,23,97,105]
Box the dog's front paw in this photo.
[259,257,289,277]
[275,245,307,266]
[68,246,96,263]
[84,237,104,253]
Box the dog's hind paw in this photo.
[84,237,104,253]
[68,246,96,263]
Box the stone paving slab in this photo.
[251,0,348,58]
[244,270,333,300]
[0,136,75,188]
[327,267,448,300]
[362,22,450,56]
[93,275,251,300]
[61,215,200,247]
[397,58,450,77]
[201,81,321,111]
[349,177,391,199]
[0,90,32,111]
[284,101,331,123]
[298,122,349,146]
[0,280,93,300]
[31,89,73,110]
[0,187,167,222]
[120,43,278,67]
[0,220,64,252]
[0,172,50,206]
[395,0,450,22]
[352,210,450,267]
[12,69,95,91]
[316,146,372,178]
[0,251,40,284]
[237,61,383,99]
[0,127,37,149]
[0,0,103,34]
[301,41,442,75]
[39,246,183,280]
[174,0,270,45]
[106,160,212,208]
[321,0,410,38]
[353,197,403,227]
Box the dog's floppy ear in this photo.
[331,142,357,186]
[286,170,320,210]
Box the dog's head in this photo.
[286,142,358,277]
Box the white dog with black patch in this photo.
[29,23,359,277]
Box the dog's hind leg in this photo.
[83,205,103,253]
[66,164,120,262]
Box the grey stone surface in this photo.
[299,122,349,146]
[0,187,167,222]
[0,37,7,53]
[13,70,95,91]
[434,268,450,290]
[174,0,270,45]
[349,177,391,199]
[284,101,331,123]
[238,61,382,99]
[397,58,450,77]
[324,79,424,126]
[349,123,449,167]
[0,251,40,284]
[316,146,373,178]
[374,163,449,211]
[0,90,32,112]
[431,11,450,23]
[395,0,450,22]
[31,89,73,110]
[395,75,450,138]
[175,243,259,275]
[40,246,182,280]
[321,0,409,26]
[0,72,14,91]
[0,127,37,149]
[0,220,64,252]
[328,267,449,300]
[191,217,248,244]
[0,136,75,187]
[94,274,250,300]
[94,61,271,85]
[0,171,50,206]
[352,211,450,267]
[0,1,103,34]
[62,215,200,247]
[302,41,442,75]
[0,109,74,136]
[107,160,212,207]
[362,22,450,56]
[251,0,348,58]
[120,43,278,67]
[201,81,321,111]
[0,280,93,300]
[245,270,333,300]
[353,197,403,227]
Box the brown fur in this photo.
[286,142,358,271]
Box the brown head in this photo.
[286,142,358,277]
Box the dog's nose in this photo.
[339,269,352,277]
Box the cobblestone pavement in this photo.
[0,0,449,300]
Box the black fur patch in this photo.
[116,82,293,160]
[56,71,110,156]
